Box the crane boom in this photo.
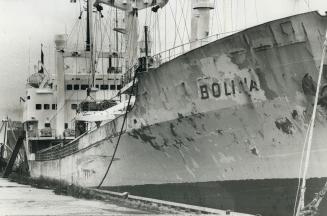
[96,0,168,11]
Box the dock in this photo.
[0,177,257,215]
[0,178,151,216]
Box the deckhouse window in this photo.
[117,85,122,90]
[52,104,57,110]
[110,85,116,90]
[66,84,72,90]
[74,84,80,90]
[27,96,31,100]
[71,104,78,110]
[81,85,88,90]
[100,84,108,90]
[36,104,42,110]
[44,104,50,110]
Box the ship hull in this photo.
[28,11,327,216]
[30,102,327,215]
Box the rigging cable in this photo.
[293,120,312,216]
[223,0,226,32]
[97,11,106,100]
[155,13,158,54]
[66,17,81,48]
[254,0,259,23]
[101,14,106,100]
[127,13,137,70]
[214,0,223,36]
[231,0,234,31]
[168,2,184,50]
[243,0,246,29]
[176,2,185,45]
[165,4,167,54]
[178,0,190,43]
[210,0,215,34]
[75,18,82,107]
[303,0,310,10]
[234,0,239,31]
[156,13,161,55]
[294,32,327,216]
[182,0,191,44]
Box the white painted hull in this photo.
[28,11,327,215]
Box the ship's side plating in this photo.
[30,12,327,215]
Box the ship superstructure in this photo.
[17,0,327,215]
[23,38,125,157]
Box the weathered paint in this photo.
[29,11,327,216]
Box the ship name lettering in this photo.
[199,78,259,100]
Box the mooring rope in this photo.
[295,31,327,216]
[97,68,138,189]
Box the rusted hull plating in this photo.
[30,11,327,216]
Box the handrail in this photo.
[152,30,241,66]
[27,129,56,139]
[35,140,79,161]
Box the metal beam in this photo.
[3,135,25,178]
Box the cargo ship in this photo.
[18,0,327,215]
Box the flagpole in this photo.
[39,43,44,74]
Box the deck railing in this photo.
[27,129,56,139]
[152,31,240,66]
[35,140,79,161]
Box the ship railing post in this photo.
[163,50,167,63]
[168,49,171,61]
[173,47,175,59]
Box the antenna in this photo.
[144,26,149,57]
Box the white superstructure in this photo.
[23,33,124,158]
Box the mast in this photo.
[144,26,149,57]
[115,8,119,54]
[115,8,119,74]
[86,1,90,51]
[87,0,96,88]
